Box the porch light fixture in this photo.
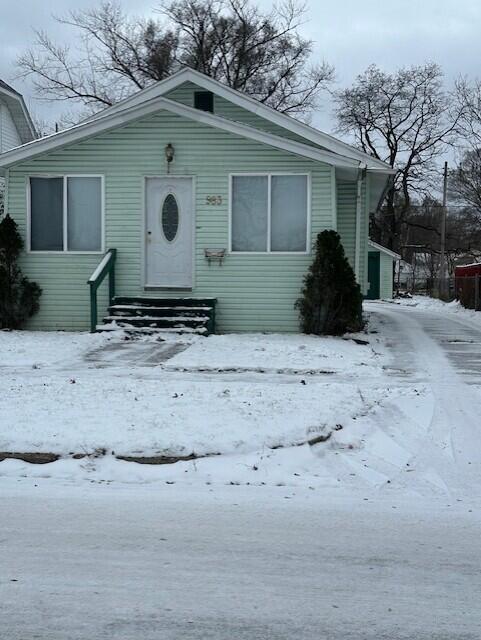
[165,143,175,173]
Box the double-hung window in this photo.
[230,174,309,253]
[29,176,103,252]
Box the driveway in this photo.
[364,301,481,496]
[368,301,481,385]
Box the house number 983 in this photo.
[206,195,222,205]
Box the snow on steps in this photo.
[99,296,217,334]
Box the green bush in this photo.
[0,214,42,329]
[296,230,363,335]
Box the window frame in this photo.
[27,174,105,254]
[228,172,311,255]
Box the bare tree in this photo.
[449,148,481,219]
[334,64,460,252]
[401,196,481,285]
[450,78,481,220]
[17,0,333,120]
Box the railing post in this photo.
[89,283,98,333]
[109,259,115,305]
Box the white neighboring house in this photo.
[0,79,36,213]
[0,79,36,152]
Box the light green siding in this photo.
[379,252,394,298]
[166,82,323,149]
[336,179,369,294]
[7,108,337,332]
[336,181,356,267]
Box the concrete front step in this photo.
[100,296,217,335]
[108,305,213,318]
[103,315,209,329]
[112,296,217,307]
[99,323,208,335]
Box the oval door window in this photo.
[161,193,179,242]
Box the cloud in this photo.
[1,0,481,133]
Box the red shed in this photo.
[455,263,481,309]
[455,263,481,278]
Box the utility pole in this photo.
[439,161,448,299]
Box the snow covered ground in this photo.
[2,300,481,637]
[0,326,391,462]
[2,481,480,640]
[1,301,481,502]
[392,293,481,325]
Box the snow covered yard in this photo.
[2,301,481,504]
[0,326,395,469]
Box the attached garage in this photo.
[366,241,400,300]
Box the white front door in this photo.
[145,177,194,288]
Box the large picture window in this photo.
[29,176,103,252]
[230,174,309,253]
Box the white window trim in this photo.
[228,172,311,255]
[26,174,105,254]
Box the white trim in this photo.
[363,172,371,294]
[62,175,68,251]
[267,174,272,252]
[3,168,9,213]
[368,240,401,260]
[330,166,337,230]
[82,68,392,172]
[228,172,311,255]
[354,169,364,280]
[0,95,363,171]
[0,84,37,143]
[143,175,196,289]
[26,174,105,254]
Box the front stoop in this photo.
[99,297,217,335]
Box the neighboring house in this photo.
[0,80,36,152]
[366,240,400,300]
[396,259,414,288]
[396,251,438,291]
[0,68,394,332]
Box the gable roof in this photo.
[0,90,375,172]
[0,69,394,175]
[369,240,401,260]
[0,80,36,144]
[83,68,393,173]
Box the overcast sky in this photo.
[1,0,481,135]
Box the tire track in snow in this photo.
[370,304,481,497]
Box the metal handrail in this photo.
[87,248,117,332]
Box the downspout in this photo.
[354,164,367,281]
[3,168,9,215]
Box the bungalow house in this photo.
[0,68,394,333]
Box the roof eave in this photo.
[0,86,37,143]
[368,240,401,260]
